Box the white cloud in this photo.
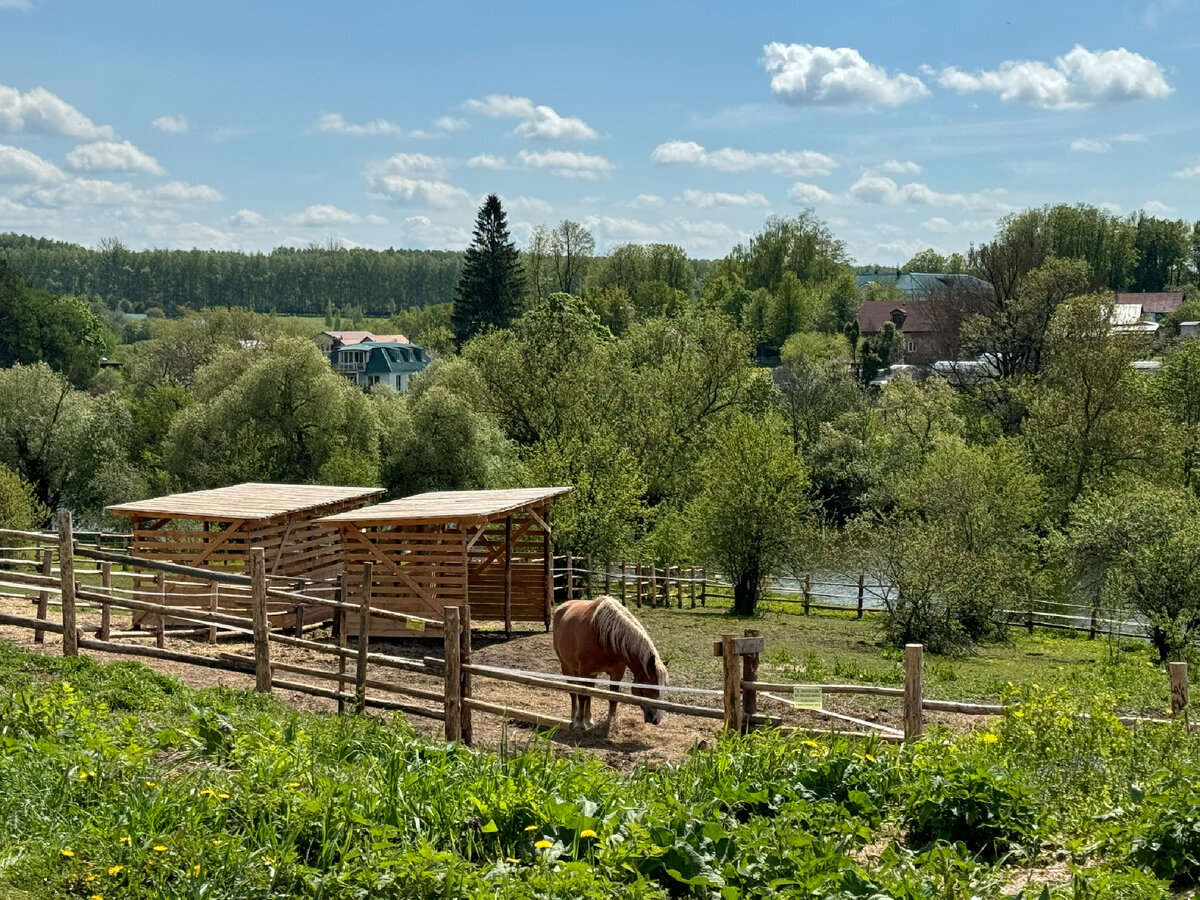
[877,238,930,257]
[467,153,508,170]
[463,94,596,140]
[208,125,254,143]
[0,143,64,182]
[364,213,388,225]
[1070,138,1110,153]
[848,173,1006,210]
[938,45,1171,109]
[630,193,664,208]
[515,149,614,179]
[762,43,928,107]
[678,188,769,209]
[291,204,362,226]
[366,174,472,208]
[921,217,954,233]
[15,177,142,208]
[433,116,468,132]
[314,112,401,136]
[0,0,32,9]
[875,159,921,175]
[146,221,238,251]
[1173,161,1200,179]
[503,195,553,216]
[651,140,837,177]
[583,215,663,242]
[151,114,188,134]
[372,152,447,176]
[394,215,470,249]
[154,181,222,203]
[0,84,115,138]
[229,208,265,227]
[66,140,164,175]
[787,181,836,205]
[1142,200,1172,215]
[1114,132,1148,142]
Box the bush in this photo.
[1123,770,1200,885]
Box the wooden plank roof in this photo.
[317,487,572,525]
[107,483,385,521]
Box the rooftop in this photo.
[857,301,937,333]
[1115,292,1184,315]
[318,487,572,525]
[107,483,385,521]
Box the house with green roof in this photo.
[329,340,431,392]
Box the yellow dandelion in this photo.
[152,845,167,853]
[982,733,999,744]
[211,839,225,848]
[579,829,598,839]
[262,856,276,865]
[286,782,300,789]
[534,840,552,849]
[505,857,522,864]
[144,781,158,789]
[84,874,97,883]
[799,739,818,748]
[90,895,103,900]
[189,864,200,877]
[524,825,538,832]
[199,789,214,798]
[863,754,876,762]
[107,865,124,876]
[119,836,131,846]
[60,849,74,858]
[217,792,230,799]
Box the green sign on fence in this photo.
[792,685,823,710]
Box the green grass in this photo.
[0,639,1196,899]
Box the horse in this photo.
[552,595,668,733]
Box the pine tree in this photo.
[451,194,522,346]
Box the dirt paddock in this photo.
[0,594,978,768]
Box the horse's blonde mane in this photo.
[591,596,666,682]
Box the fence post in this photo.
[721,634,742,733]
[1026,590,1034,635]
[603,559,611,596]
[34,548,51,643]
[503,515,513,639]
[355,562,372,713]
[1088,603,1098,640]
[700,567,706,607]
[620,560,627,605]
[649,564,657,608]
[460,601,473,745]
[675,567,683,609]
[99,561,112,640]
[585,555,593,599]
[903,643,924,741]
[1170,662,1189,730]
[443,605,462,741]
[58,509,77,657]
[208,583,219,643]
[250,548,271,693]
[741,628,761,733]
[802,573,811,616]
[154,570,166,649]
[336,572,348,713]
[634,563,642,608]
[856,572,865,619]
[565,551,574,602]
[690,567,697,608]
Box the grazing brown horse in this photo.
[552,595,668,732]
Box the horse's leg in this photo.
[605,666,625,735]
[563,667,582,730]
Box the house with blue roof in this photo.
[329,341,431,392]
[857,271,991,296]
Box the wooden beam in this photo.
[503,515,512,639]
[470,517,536,577]
[193,518,247,566]
[711,635,765,656]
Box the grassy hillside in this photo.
[0,640,1196,898]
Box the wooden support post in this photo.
[1089,604,1098,640]
[34,548,51,643]
[208,584,219,643]
[603,559,610,596]
[700,567,706,607]
[721,633,741,733]
[803,573,811,616]
[585,555,593,599]
[565,551,574,602]
[503,515,513,638]
[856,572,865,619]
[154,570,166,649]
[99,561,112,641]
[903,643,924,741]
[620,560,627,605]
[542,513,552,630]
[460,601,473,745]
[294,603,304,638]
[336,572,348,714]
[250,548,271,693]
[1170,662,1189,729]
[690,567,697,608]
[443,605,462,741]
[741,628,761,733]
[634,564,643,608]
[649,564,657,609]
[1026,590,1034,635]
[355,562,372,713]
[58,510,77,657]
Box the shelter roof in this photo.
[318,487,572,525]
[857,301,937,333]
[107,483,385,522]
[1115,292,1184,314]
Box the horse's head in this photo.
[634,654,668,725]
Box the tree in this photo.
[1154,341,1200,494]
[691,414,810,615]
[901,248,948,273]
[765,271,816,348]
[550,220,595,296]
[1131,214,1191,292]
[451,194,523,346]
[523,224,553,303]
[733,211,849,292]
[775,333,860,452]
[0,464,49,530]
[859,321,903,384]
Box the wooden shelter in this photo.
[317,487,571,637]
[107,483,384,626]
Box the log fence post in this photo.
[208,584,219,644]
[635,563,642,608]
[443,605,462,741]
[99,561,112,641]
[741,628,761,733]
[336,572,348,713]
[802,573,811,616]
[721,634,741,733]
[503,515,513,638]
[619,560,627,605]
[34,548,51,643]
[603,559,610,596]
[1170,662,1190,730]
[250,548,272,693]
[565,551,574,602]
[903,643,924,741]
[460,601,473,745]
[649,564,657,608]
[355,562,372,713]
[58,510,77,657]
[690,567,697,608]
[856,572,865,619]
[154,570,166,649]
[585,555,593,599]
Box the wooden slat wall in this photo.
[467,512,547,621]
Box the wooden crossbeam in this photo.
[193,519,247,566]
[470,517,535,577]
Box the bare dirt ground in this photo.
[0,594,979,769]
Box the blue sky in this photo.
[2,0,1199,263]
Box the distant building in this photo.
[1111,303,1162,334]
[315,330,410,353]
[1115,292,1183,322]
[856,271,991,297]
[1180,321,1200,339]
[329,341,430,391]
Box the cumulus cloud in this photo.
[433,116,468,132]
[937,45,1171,109]
[366,175,472,208]
[630,193,664,208]
[875,159,921,175]
[394,215,470,249]
[762,43,928,107]
[467,153,508,170]
[1070,138,1110,153]
[1174,161,1200,179]
[1142,200,1172,215]
[0,0,32,9]
[154,181,222,203]
[314,112,401,136]
[848,173,1006,210]
[0,143,64,182]
[787,182,836,205]
[921,216,955,233]
[583,215,664,242]
[229,208,265,227]
[14,177,143,208]
[650,140,837,177]
[679,188,769,209]
[145,221,238,251]
[501,195,553,216]
[372,152,447,176]
[291,204,362,226]
[515,149,614,179]
[66,140,164,175]
[464,94,596,140]
[0,84,115,138]
[152,114,188,133]
[1114,132,1148,143]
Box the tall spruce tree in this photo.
[451,194,522,346]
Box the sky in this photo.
[2,0,1199,265]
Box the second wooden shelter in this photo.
[318,487,570,637]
